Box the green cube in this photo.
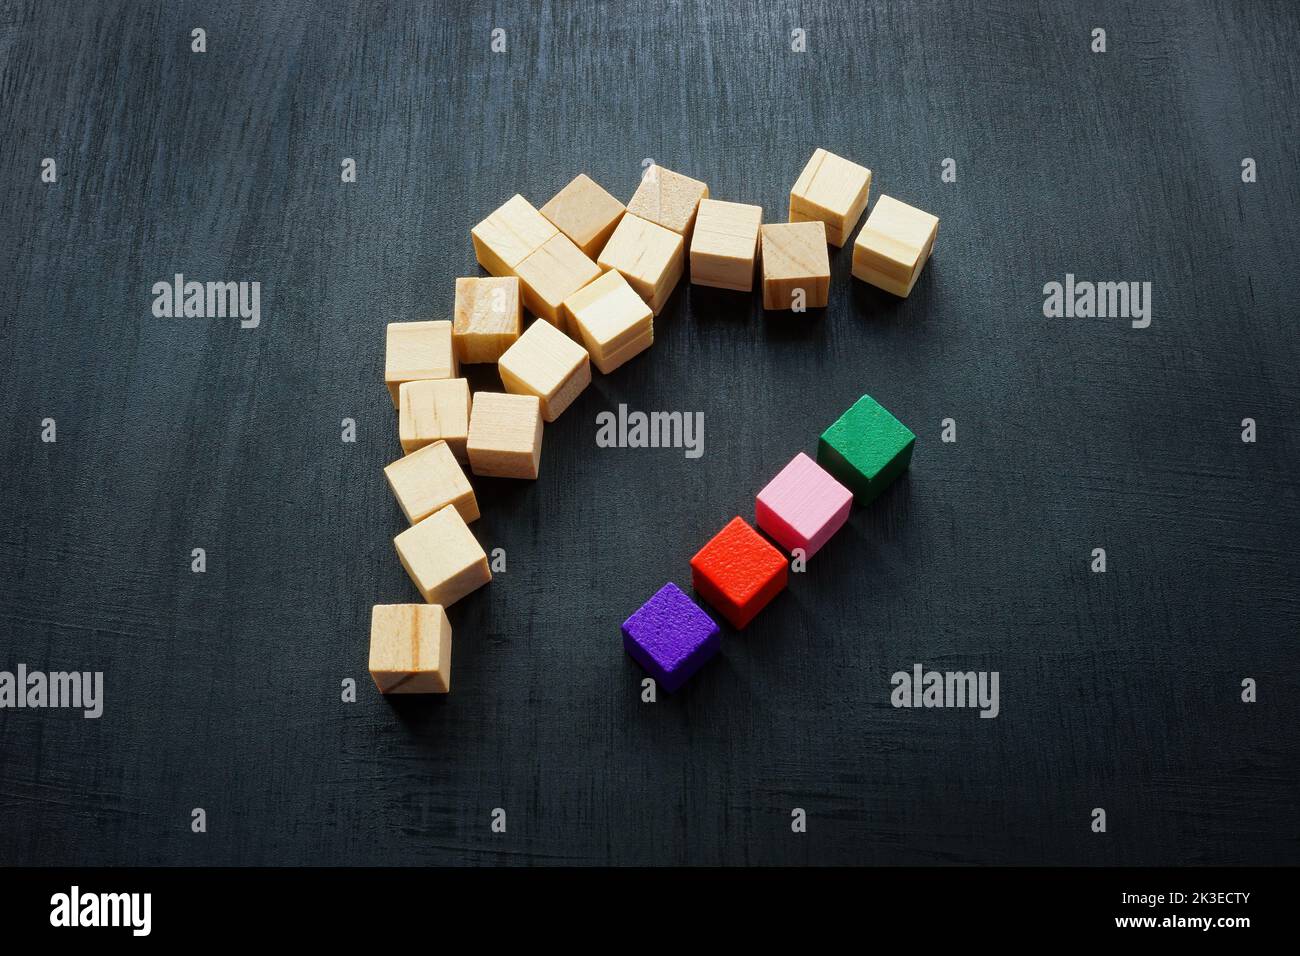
[817,395,916,504]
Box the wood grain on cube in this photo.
[514,232,601,327]
[600,325,654,370]
[453,276,521,363]
[394,504,492,606]
[398,378,470,458]
[760,221,831,310]
[384,320,457,407]
[466,391,543,479]
[368,604,453,694]
[384,439,479,525]
[626,165,709,237]
[540,173,626,258]
[597,213,685,315]
[470,194,558,277]
[497,318,590,421]
[789,148,872,247]
[690,198,763,292]
[563,269,654,374]
[851,194,940,297]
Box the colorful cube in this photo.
[690,517,788,629]
[755,452,852,558]
[622,582,721,693]
[817,395,916,504]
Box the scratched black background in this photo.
[0,1,1296,866]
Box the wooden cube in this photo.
[627,165,709,237]
[601,326,654,371]
[385,321,457,407]
[394,504,492,606]
[470,194,558,277]
[384,439,479,525]
[597,213,684,315]
[789,148,872,247]
[497,318,590,421]
[368,604,452,694]
[540,173,626,258]
[562,270,654,374]
[760,221,830,310]
[398,378,470,458]
[453,276,521,363]
[851,195,939,298]
[466,391,543,479]
[515,233,601,326]
[690,199,763,291]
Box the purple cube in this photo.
[622,582,721,693]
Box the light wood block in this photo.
[851,194,940,298]
[627,165,709,237]
[466,391,543,479]
[497,318,591,421]
[597,213,684,315]
[760,221,830,310]
[384,439,479,526]
[563,269,654,374]
[368,604,452,694]
[398,378,470,458]
[789,148,872,247]
[601,324,654,372]
[515,233,601,327]
[540,174,626,258]
[385,321,457,407]
[394,504,491,606]
[471,194,557,277]
[453,276,521,363]
[690,199,763,292]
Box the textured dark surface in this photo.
[1,0,1298,866]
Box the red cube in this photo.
[690,516,788,629]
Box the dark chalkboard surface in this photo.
[1,0,1297,866]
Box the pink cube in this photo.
[755,452,853,558]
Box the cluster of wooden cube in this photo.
[369,169,676,694]
[622,394,915,693]
[370,148,938,695]
[677,146,939,307]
